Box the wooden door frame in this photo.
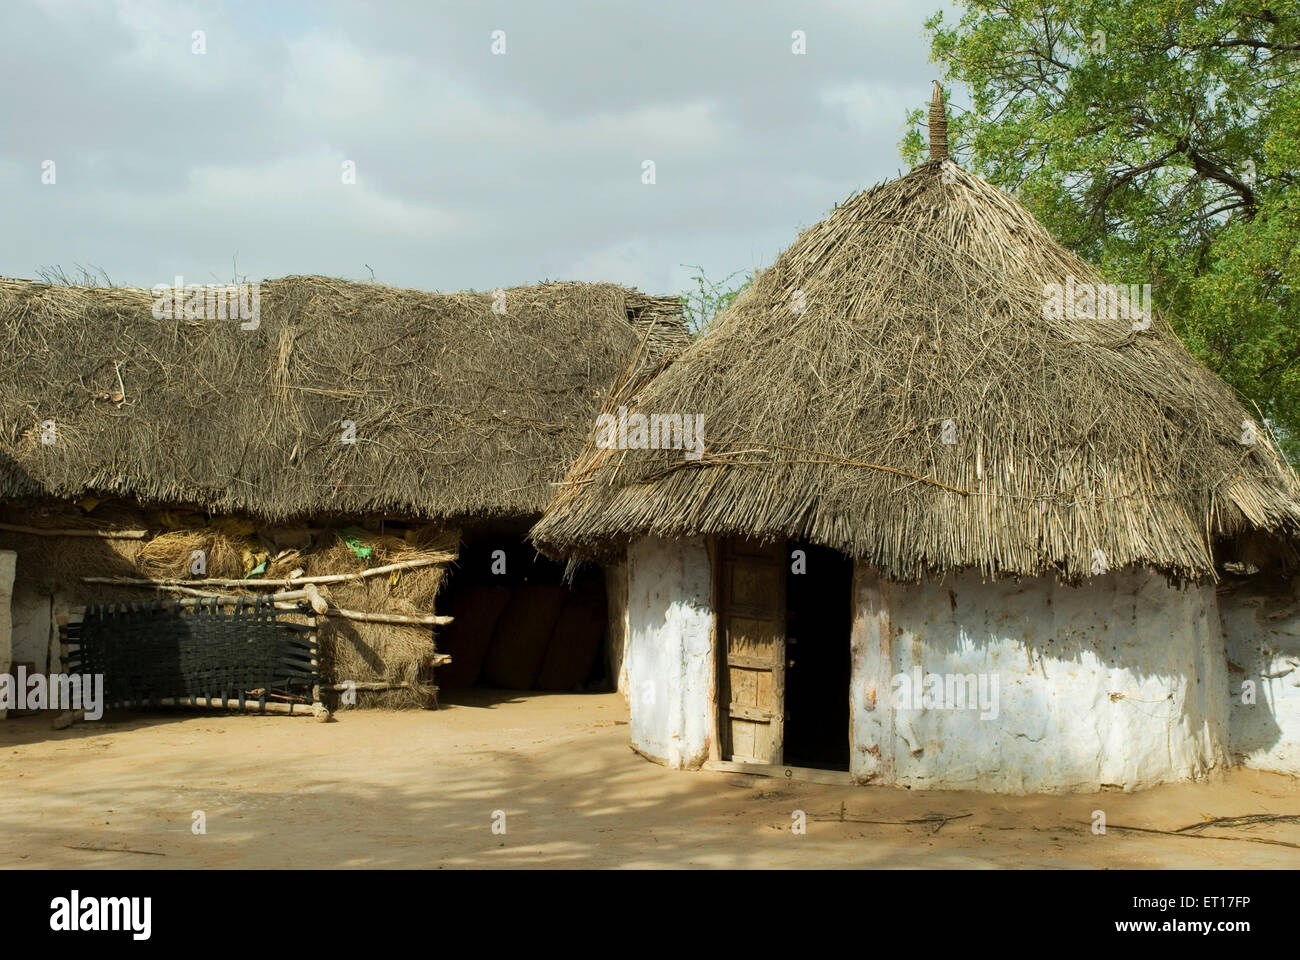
[707,536,723,764]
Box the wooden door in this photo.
[716,536,786,763]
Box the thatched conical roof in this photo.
[533,160,1300,580]
[0,275,686,522]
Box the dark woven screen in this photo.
[64,596,318,710]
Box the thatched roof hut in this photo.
[0,274,686,712]
[533,165,1300,581]
[531,92,1300,792]
[0,275,686,522]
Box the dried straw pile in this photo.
[0,276,687,523]
[534,159,1300,581]
[293,526,456,709]
[0,501,148,604]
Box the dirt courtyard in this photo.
[0,691,1296,869]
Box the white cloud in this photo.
[187,151,463,240]
[2,0,942,295]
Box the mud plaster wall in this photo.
[625,536,712,768]
[851,565,1230,793]
[1219,577,1300,776]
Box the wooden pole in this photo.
[74,585,453,626]
[0,522,149,539]
[323,607,452,626]
[102,587,312,605]
[81,554,455,589]
[929,80,949,161]
[302,583,329,615]
[145,696,311,715]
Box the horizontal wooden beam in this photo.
[71,589,453,627]
[82,554,455,590]
[1,522,148,539]
[729,702,777,722]
[727,654,780,670]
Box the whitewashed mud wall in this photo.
[0,551,14,720]
[1219,577,1300,776]
[851,566,1229,793]
[10,584,51,675]
[625,536,712,768]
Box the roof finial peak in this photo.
[929,81,949,161]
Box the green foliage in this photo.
[909,0,1300,459]
[679,265,755,336]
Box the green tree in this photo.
[905,1,1300,457]
[679,265,755,336]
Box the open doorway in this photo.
[782,541,852,770]
[435,522,610,693]
[715,536,852,771]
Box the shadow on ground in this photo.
[0,693,1296,869]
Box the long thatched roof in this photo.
[0,275,686,522]
[532,159,1300,581]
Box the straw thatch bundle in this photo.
[0,276,686,522]
[300,526,457,708]
[533,159,1300,581]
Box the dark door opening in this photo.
[435,523,609,693]
[782,541,853,770]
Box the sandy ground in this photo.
[0,690,1297,869]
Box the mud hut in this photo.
[532,89,1300,792]
[0,274,687,712]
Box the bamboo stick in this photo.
[74,585,454,626]
[109,587,313,604]
[72,573,455,633]
[1,522,149,539]
[122,696,311,715]
[323,607,453,626]
[81,554,454,589]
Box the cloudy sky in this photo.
[2,0,955,298]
